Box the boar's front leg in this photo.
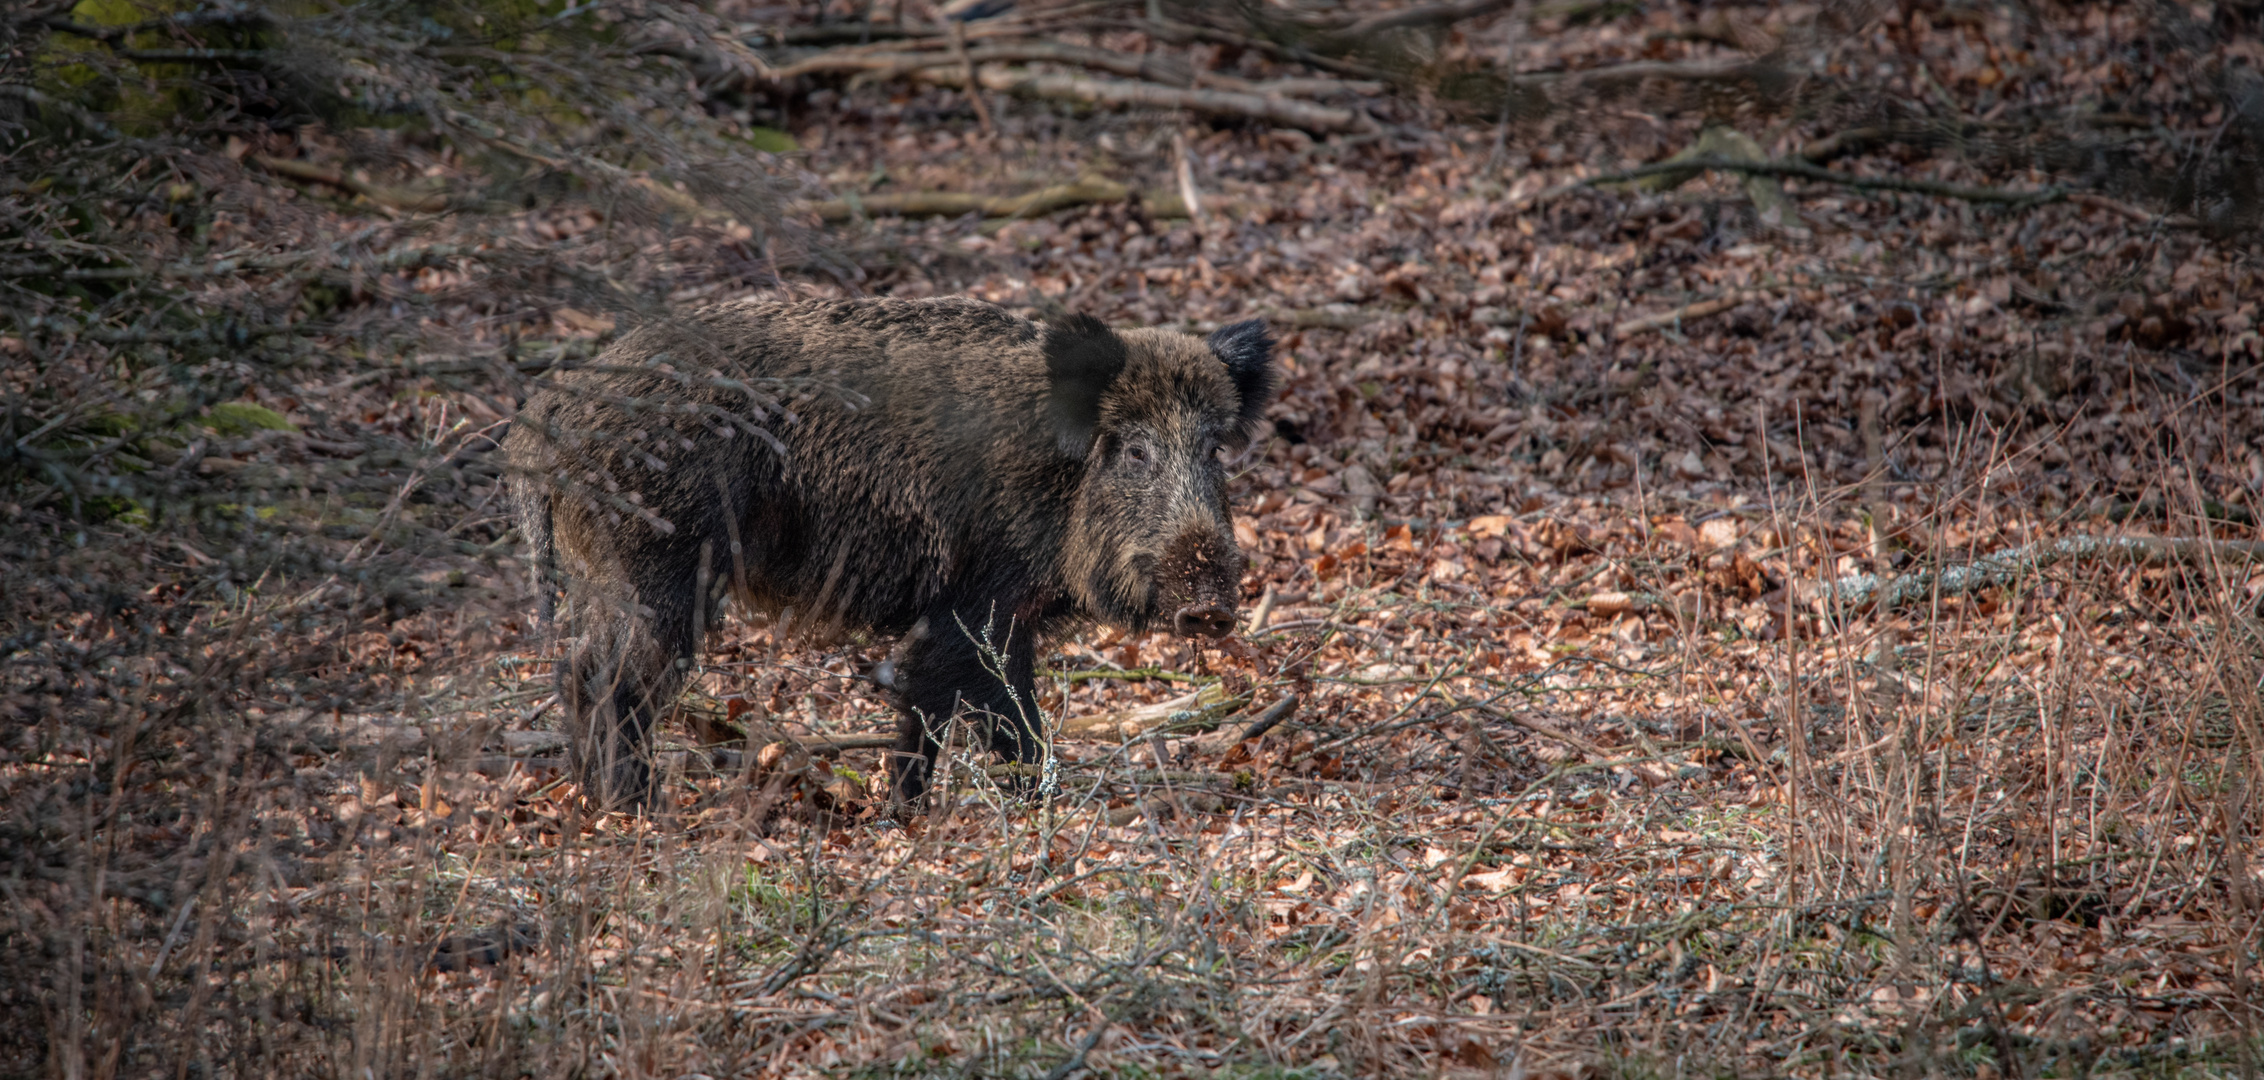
[887,607,1044,809]
[564,568,698,811]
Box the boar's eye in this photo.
[1120,438,1154,471]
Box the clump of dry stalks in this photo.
[7,1,2264,1076]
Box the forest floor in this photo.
[8,1,2264,1077]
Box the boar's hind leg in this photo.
[887,610,1044,808]
[564,578,697,811]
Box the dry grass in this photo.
[8,1,2264,1076]
[12,424,2260,1078]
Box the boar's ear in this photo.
[1044,313,1128,458]
[1207,319,1278,441]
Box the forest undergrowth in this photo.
[5,0,2263,1076]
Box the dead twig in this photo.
[1173,132,1208,233]
[1507,57,1771,92]
[1184,695,1301,756]
[1059,684,1245,741]
[1802,535,2264,610]
[1519,154,2068,212]
[250,155,450,213]
[1336,0,1521,36]
[1137,16,1393,81]
[1613,290,1771,338]
[922,67,1371,134]
[840,41,1194,86]
[809,177,1199,222]
[2069,192,2204,230]
[810,177,1117,221]
[942,16,995,136]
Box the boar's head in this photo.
[1050,315,1277,639]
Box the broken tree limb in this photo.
[1237,695,1301,742]
[750,3,1118,50]
[1602,154,2066,205]
[1613,289,1771,338]
[250,155,451,213]
[1173,131,1209,232]
[1058,683,1247,741]
[809,177,1117,221]
[1517,153,2066,214]
[1139,17,1394,81]
[810,174,1240,223]
[1183,694,1301,756]
[1337,0,1521,35]
[1507,57,1779,93]
[849,41,1196,86]
[816,42,1384,98]
[943,16,995,136]
[1800,535,2264,610]
[808,177,1201,221]
[1208,74,1387,98]
[1475,705,1614,761]
[2068,192,2204,230]
[930,67,1372,134]
[1796,126,1889,163]
[2102,498,2257,526]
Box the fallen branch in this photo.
[1486,707,1613,761]
[1059,683,1246,741]
[943,15,994,136]
[1139,17,1393,81]
[1613,289,1771,338]
[1518,153,2065,213]
[810,177,1123,221]
[1184,694,1301,756]
[250,155,450,213]
[1796,126,1889,163]
[926,66,1371,134]
[750,4,1117,50]
[2069,192,2204,230]
[1236,695,1301,742]
[986,762,1242,788]
[808,177,1199,221]
[828,41,1195,86]
[1608,154,2064,205]
[1801,535,2264,610]
[780,38,1382,102]
[2101,498,2256,526]
[1508,57,1772,92]
[1336,0,1521,35]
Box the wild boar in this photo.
[504,297,1275,809]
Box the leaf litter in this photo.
[5,0,2264,1076]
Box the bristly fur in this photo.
[1206,319,1277,439]
[504,297,1279,811]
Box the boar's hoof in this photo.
[1173,603,1238,639]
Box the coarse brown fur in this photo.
[504,297,1276,810]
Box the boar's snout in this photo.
[1173,603,1237,638]
[1156,521,1244,639]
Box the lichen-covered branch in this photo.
[1803,536,2264,609]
